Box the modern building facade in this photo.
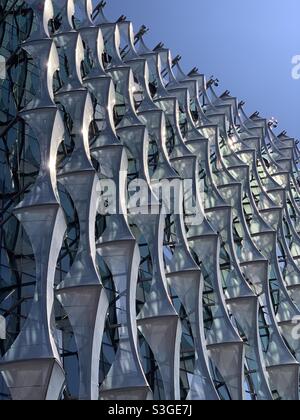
[0,0,300,401]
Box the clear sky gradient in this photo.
[102,0,300,138]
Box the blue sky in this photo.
[102,0,300,138]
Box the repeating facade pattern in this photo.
[0,0,300,400]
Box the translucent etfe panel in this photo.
[1,0,300,401]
